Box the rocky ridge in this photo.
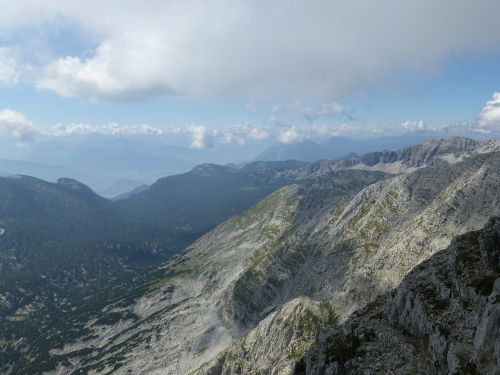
[192,151,500,375]
[299,217,500,374]
[289,137,500,178]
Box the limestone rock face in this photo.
[288,136,500,178]
[193,297,339,375]
[302,217,500,375]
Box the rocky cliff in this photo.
[300,217,500,374]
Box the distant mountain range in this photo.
[0,131,493,198]
[255,131,473,162]
[0,135,272,197]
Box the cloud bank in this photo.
[1,92,499,147]
[1,1,500,100]
[47,123,164,136]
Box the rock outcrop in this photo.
[302,217,500,374]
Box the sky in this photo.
[0,0,500,150]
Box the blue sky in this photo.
[347,54,500,127]
[0,0,500,148]
[2,53,499,127]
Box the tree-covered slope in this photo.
[115,161,306,240]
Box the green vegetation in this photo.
[421,286,449,312]
[456,360,478,375]
[385,191,399,213]
[285,336,313,361]
[350,206,370,227]
[363,329,376,341]
[475,275,496,296]
[327,334,362,361]
[319,300,340,325]
[328,201,347,225]
[286,350,305,361]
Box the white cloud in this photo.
[0,109,165,140]
[218,123,270,145]
[46,122,164,136]
[401,120,428,131]
[248,127,269,141]
[0,0,497,100]
[478,92,500,128]
[0,48,19,86]
[2,91,500,148]
[278,127,302,144]
[0,109,37,140]
[36,40,175,100]
[171,123,273,149]
[178,124,214,149]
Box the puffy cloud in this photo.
[0,0,497,100]
[172,123,272,149]
[0,109,37,141]
[401,120,428,131]
[177,124,214,149]
[0,109,165,140]
[478,92,500,128]
[36,41,175,100]
[248,127,269,141]
[46,122,164,136]
[278,127,302,144]
[218,124,270,145]
[0,48,19,86]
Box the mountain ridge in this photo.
[39,147,500,374]
[2,136,500,374]
[300,217,500,374]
